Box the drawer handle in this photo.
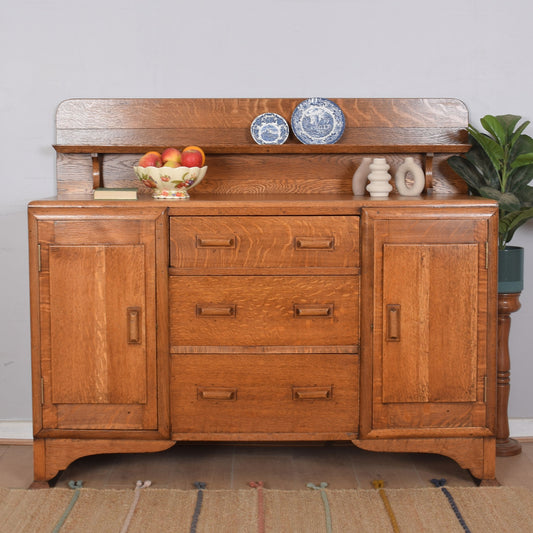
[294,304,333,317]
[198,387,237,401]
[196,304,236,317]
[386,304,401,341]
[196,235,236,248]
[293,386,332,400]
[127,307,141,344]
[294,237,335,250]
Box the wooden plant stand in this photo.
[496,292,523,456]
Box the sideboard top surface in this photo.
[28,193,498,216]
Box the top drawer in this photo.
[170,216,359,270]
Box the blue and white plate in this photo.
[291,98,345,144]
[250,113,290,145]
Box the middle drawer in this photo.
[169,275,359,348]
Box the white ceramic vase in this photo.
[352,157,372,195]
[366,158,392,198]
[394,157,425,196]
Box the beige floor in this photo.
[1,441,533,491]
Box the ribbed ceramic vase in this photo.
[366,158,392,198]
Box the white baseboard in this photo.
[0,420,33,441]
[1,419,532,442]
[509,418,533,439]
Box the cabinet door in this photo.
[31,210,167,433]
[361,208,497,437]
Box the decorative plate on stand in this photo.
[291,97,345,144]
[250,113,290,145]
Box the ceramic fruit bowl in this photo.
[134,165,207,199]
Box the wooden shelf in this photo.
[53,143,470,154]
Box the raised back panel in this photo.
[56,97,468,148]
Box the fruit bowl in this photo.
[134,165,207,199]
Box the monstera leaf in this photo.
[448,114,533,248]
[478,187,521,212]
[500,207,533,248]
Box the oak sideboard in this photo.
[28,98,499,486]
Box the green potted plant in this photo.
[448,114,533,293]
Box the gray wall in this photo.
[1,0,532,425]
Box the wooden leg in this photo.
[353,437,496,483]
[31,437,176,484]
[496,293,522,457]
[29,480,51,489]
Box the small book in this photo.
[93,187,138,200]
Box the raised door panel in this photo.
[35,213,163,432]
[49,244,147,405]
[362,209,496,437]
[381,243,478,404]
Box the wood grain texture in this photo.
[28,212,43,437]
[57,151,468,196]
[353,437,495,482]
[49,244,147,405]
[381,243,478,404]
[496,293,523,456]
[39,438,175,482]
[28,98,499,484]
[32,210,164,433]
[171,353,358,435]
[54,132,469,153]
[53,98,469,195]
[169,275,359,347]
[56,98,467,130]
[360,207,497,438]
[170,215,359,270]
[29,194,495,212]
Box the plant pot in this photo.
[498,246,524,293]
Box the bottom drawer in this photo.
[171,353,358,437]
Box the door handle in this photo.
[127,307,141,344]
[196,304,236,317]
[196,235,236,248]
[294,237,335,250]
[198,387,237,401]
[294,304,333,317]
[293,386,333,400]
[386,304,401,341]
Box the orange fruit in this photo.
[183,145,205,166]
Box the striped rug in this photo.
[1,482,532,532]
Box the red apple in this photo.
[138,151,162,168]
[161,147,181,165]
[182,145,206,166]
[181,149,203,168]
[163,160,180,168]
